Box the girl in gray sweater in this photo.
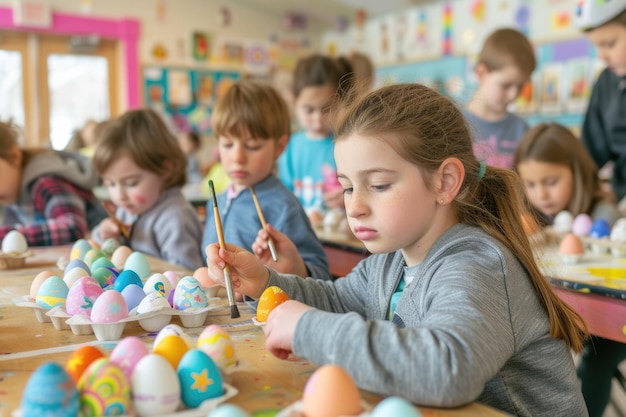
[205,83,588,416]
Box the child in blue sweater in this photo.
[201,80,330,280]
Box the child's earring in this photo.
[439,199,445,205]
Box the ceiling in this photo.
[230,0,425,31]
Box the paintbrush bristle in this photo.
[230,304,240,319]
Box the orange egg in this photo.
[559,233,585,255]
[65,345,106,383]
[302,365,362,417]
[256,286,290,322]
[192,266,218,287]
[111,246,133,270]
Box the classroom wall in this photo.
[321,0,592,130]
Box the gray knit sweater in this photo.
[264,223,587,417]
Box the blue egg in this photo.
[36,276,69,309]
[21,362,80,417]
[64,259,90,276]
[590,218,611,239]
[177,349,223,408]
[208,404,250,417]
[370,397,422,417]
[121,283,146,311]
[113,270,142,293]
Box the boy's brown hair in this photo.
[478,28,536,78]
[292,53,354,100]
[93,108,187,189]
[212,80,290,141]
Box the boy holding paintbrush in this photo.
[201,80,331,282]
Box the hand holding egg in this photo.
[263,300,313,360]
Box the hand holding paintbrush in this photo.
[209,180,240,319]
[249,186,278,262]
[102,201,129,240]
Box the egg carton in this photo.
[12,382,239,417]
[0,250,33,269]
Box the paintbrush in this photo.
[102,201,129,240]
[209,180,240,319]
[249,186,278,262]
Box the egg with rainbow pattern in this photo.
[77,358,131,416]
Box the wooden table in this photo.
[0,245,506,416]
[536,245,626,344]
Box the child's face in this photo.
[0,153,20,204]
[294,85,337,139]
[516,160,574,217]
[476,64,529,114]
[100,154,165,216]
[335,134,448,266]
[588,22,626,77]
[218,134,287,192]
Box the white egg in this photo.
[553,211,573,234]
[2,230,28,254]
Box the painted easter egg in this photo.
[302,365,362,417]
[70,239,93,261]
[178,349,224,408]
[131,354,180,416]
[109,336,150,381]
[77,358,131,416]
[66,345,106,383]
[123,251,150,279]
[66,276,104,316]
[197,324,237,369]
[173,276,208,310]
[256,286,289,322]
[36,276,69,309]
[21,362,79,417]
[90,290,128,323]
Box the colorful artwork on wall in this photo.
[143,66,240,135]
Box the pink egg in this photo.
[110,336,150,381]
[66,276,104,316]
[163,270,181,289]
[90,290,128,323]
[571,214,593,236]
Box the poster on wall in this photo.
[143,66,240,135]
[539,63,563,114]
[565,58,590,113]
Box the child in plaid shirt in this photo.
[0,121,107,246]
[91,108,204,270]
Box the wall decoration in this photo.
[151,43,167,60]
[566,58,590,113]
[220,6,231,27]
[245,43,271,74]
[539,63,563,114]
[551,10,571,30]
[143,66,240,135]
[416,9,428,48]
[515,3,530,34]
[470,0,486,21]
[442,3,452,56]
[192,31,210,61]
[514,75,538,114]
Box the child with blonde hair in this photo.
[202,80,330,280]
[464,28,536,169]
[0,122,107,245]
[206,83,588,416]
[91,109,204,270]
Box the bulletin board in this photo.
[143,66,241,135]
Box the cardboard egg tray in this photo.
[0,251,33,269]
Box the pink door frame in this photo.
[0,6,140,108]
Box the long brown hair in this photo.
[514,122,611,217]
[336,83,587,352]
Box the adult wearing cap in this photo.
[575,2,626,416]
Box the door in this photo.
[0,30,118,149]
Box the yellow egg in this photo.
[256,286,289,322]
[302,365,362,417]
[153,335,190,370]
